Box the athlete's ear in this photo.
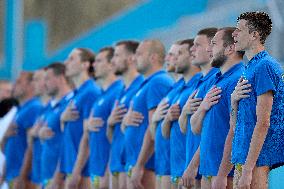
[224,44,235,55]
[251,31,260,41]
[127,54,135,65]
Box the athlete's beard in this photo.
[176,64,189,74]
[211,51,227,68]
[114,66,127,76]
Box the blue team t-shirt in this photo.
[41,92,73,181]
[31,103,52,184]
[60,79,101,176]
[155,78,185,176]
[89,79,124,176]
[186,68,219,168]
[124,70,174,171]
[232,51,284,166]
[168,73,202,177]
[110,75,144,173]
[4,97,42,181]
[200,63,243,176]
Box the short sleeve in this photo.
[82,90,101,119]
[17,104,42,129]
[146,79,172,110]
[254,62,276,96]
[225,80,238,111]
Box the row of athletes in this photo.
[2,11,283,189]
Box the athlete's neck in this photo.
[122,68,139,89]
[72,72,89,89]
[19,89,34,105]
[100,73,117,91]
[183,66,200,83]
[40,94,50,106]
[200,62,212,76]
[55,83,72,101]
[220,55,243,74]
[168,72,181,82]
[144,64,163,78]
[245,44,265,62]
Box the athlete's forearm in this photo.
[72,132,90,175]
[244,92,273,171]
[161,118,171,138]
[179,111,188,134]
[106,125,114,143]
[19,145,33,178]
[190,107,206,134]
[217,103,238,177]
[149,120,157,139]
[51,166,65,186]
[217,127,234,177]
[188,146,200,170]
[1,139,6,152]
[136,128,154,167]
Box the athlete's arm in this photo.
[190,86,221,134]
[181,146,200,188]
[161,116,171,138]
[179,91,198,134]
[212,78,251,189]
[244,91,273,170]
[72,119,90,175]
[131,108,156,188]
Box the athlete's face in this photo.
[135,42,151,74]
[65,49,83,78]
[232,19,252,51]
[111,45,129,75]
[209,30,227,68]
[94,51,112,79]
[45,69,60,97]
[165,44,179,72]
[175,44,191,74]
[32,70,47,97]
[0,82,12,101]
[13,73,31,99]
[191,35,211,67]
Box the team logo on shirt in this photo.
[98,99,104,106]
[176,99,181,104]
[120,96,127,103]
[135,89,142,97]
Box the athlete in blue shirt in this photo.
[132,40,189,189]
[37,63,72,188]
[161,39,201,189]
[19,69,51,189]
[123,40,174,189]
[2,72,42,188]
[190,28,244,189]
[178,28,218,189]
[60,48,101,189]
[71,47,123,189]
[106,40,143,189]
[213,12,284,189]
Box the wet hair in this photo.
[44,62,66,76]
[178,39,194,53]
[76,48,96,77]
[115,40,139,54]
[218,27,245,57]
[99,47,114,62]
[237,11,272,44]
[197,27,218,41]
